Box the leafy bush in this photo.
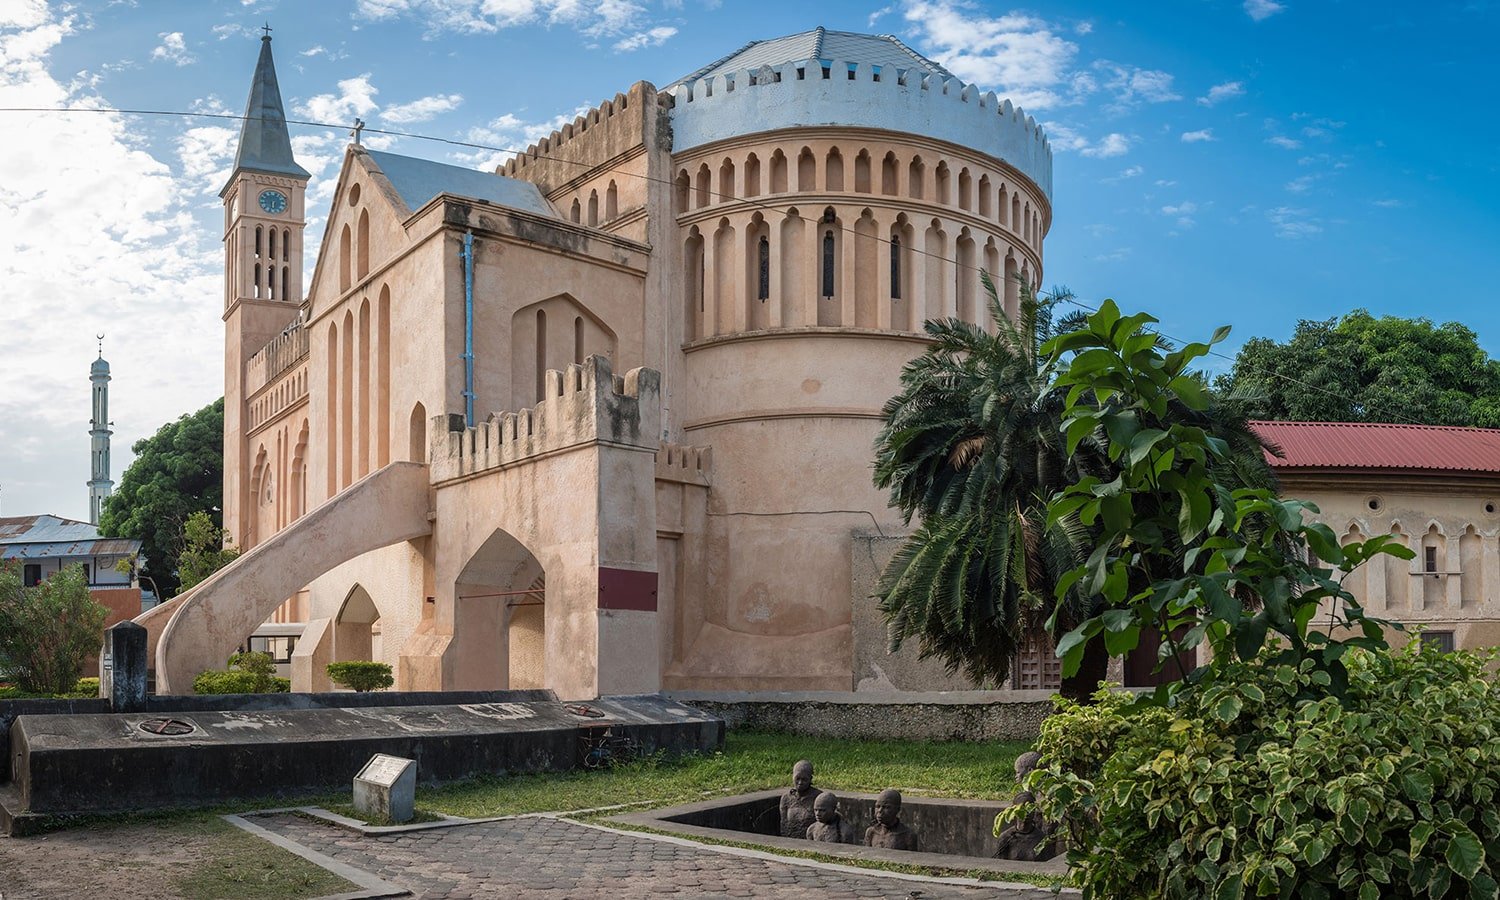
[1017,643,1500,899]
[326,660,393,692]
[0,563,109,694]
[192,651,288,694]
[0,676,102,700]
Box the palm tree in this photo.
[873,277,1278,699]
[873,277,1110,697]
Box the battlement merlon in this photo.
[430,355,663,483]
[665,59,1053,201]
[656,441,712,487]
[499,82,659,194]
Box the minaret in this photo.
[88,338,113,525]
[221,27,308,548]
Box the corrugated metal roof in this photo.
[0,514,98,544]
[669,27,953,88]
[0,538,140,560]
[365,150,558,219]
[1249,421,1500,474]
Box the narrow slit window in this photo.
[821,230,835,298]
[757,236,770,301]
[1425,546,1439,573]
[890,236,902,300]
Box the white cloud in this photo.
[1372,198,1403,208]
[899,1,1080,110]
[1101,164,1143,183]
[1181,129,1215,143]
[1266,135,1302,149]
[1043,123,1131,158]
[150,31,194,66]
[1161,202,1198,216]
[381,92,463,124]
[1197,80,1244,106]
[0,1,224,518]
[1093,247,1132,263]
[1074,20,1094,35]
[613,26,676,51]
[1083,132,1130,158]
[1267,206,1322,239]
[295,74,380,125]
[453,106,592,171]
[300,44,327,56]
[1244,0,1285,21]
[1285,175,1316,193]
[355,0,654,38]
[1094,63,1180,107]
[212,23,254,40]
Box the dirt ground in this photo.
[0,814,351,900]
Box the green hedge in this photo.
[1016,642,1500,898]
[326,660,393,692]
[193,670,291,694]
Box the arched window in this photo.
[744,154,761,198]
[282,228,290,261]
[854,150,871,193]
[881,152,898,196]
[587,190,599,226]
[281,266,289,302]
[695,164,711,208]
[674,171,689,211]
[978,175,992,216]
[890,235,902,300]
[574,316,584,365]
[769,150,788,193]
[798,148,816,191]
[718,158,735,200]
[936,162,951,205]
[958,168,972,210]
[757,236,770,301]
[605,181,618,220]
[339,224,351,293]
[356,209,370,279]
[253,263,261,298]
[825,148,844,192]
[255,225,263,259]
[269,227,277,260]
[821,230,836,298]
[570,198,581,223]
[535,308,547,402]
[907,157,924,199]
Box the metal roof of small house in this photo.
[0,514,141,559]
[1249,420,1500,474]
[365,150,558,219]
[669,27,954,88]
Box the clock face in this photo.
[258,190,288,215]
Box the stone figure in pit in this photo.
[805,791,856,844]
[779,759,823,838]
[994,750,1059,861]
[864,788,918,851]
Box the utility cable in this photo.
[0,104,1433,425]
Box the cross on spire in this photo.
[261,22,273,39]
[351,117,365,146]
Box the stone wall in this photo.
[672,690,1054,742]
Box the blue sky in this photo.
[1,0,1497,520]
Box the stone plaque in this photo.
[353,753,416,824]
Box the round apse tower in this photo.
[662,27,1053,690]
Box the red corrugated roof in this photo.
[1249,421,1500,474]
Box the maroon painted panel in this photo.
[597,567,658,611]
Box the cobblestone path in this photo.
[252,813,1061,899]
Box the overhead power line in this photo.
[0,104,1428,426]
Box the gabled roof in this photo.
[669,26,954,88]
[0,514,141,557]
[365,150,558,219]
[1249,420,1500,475]
[228,36,310,185]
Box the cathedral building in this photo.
[140,28,1054,697]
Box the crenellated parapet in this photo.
[656,441,712,487]
[498,82,656,195]
[666,60,1053,199]
[432,355,662,483]
[245,319,308,397]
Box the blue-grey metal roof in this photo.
[0,515,140,558]
[229,36,310,183]
[365,150,559,219]
[669,27,954,88]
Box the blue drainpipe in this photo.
[460,230,475,427]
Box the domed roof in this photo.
[669,27,953,88]
[91,355,109,376]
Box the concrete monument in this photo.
[865,788,918,851]
[779,759,822,838]
[805,790,856,844]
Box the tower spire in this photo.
[224,27,308,195]
[88,337,113,526]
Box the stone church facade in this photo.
[141,28,1054,698]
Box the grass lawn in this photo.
[419,730,1032,818]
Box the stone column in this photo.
[767,217,784,328]
[874,213,893,331]
[101,621,148,711]
[1447,535,1463,609]
[839,209,857,327]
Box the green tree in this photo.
[99,397,224,597]
[873,283,1282,699]
[1216,309,1500,426]
[874,280,1101,692]
[326,661,394,692]
[1045,301,1412,695]
[0,563,109,694]
[177,510,240,592]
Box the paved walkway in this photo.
[251,812,1061,899]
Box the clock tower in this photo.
[222,30,309,548]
